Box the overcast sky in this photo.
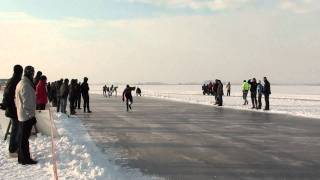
[0,0,319,84]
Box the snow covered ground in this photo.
[0,91,158,180]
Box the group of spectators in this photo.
[242,77,271,110]
[202,77,271,110]
[202,80,224,106]
[48,77,91,114]
[0,64,92,166]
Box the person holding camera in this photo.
[15,66,38,165]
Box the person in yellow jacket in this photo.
[242,80,250,105]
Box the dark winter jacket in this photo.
[136,88,141,94]
[248,80,258,94]
[264,80,271,95]
[60,82,69,99]
[217,82,224,96]
[1,75,21,119]
[123,87,135,100]
[80,82,90,96]
[69,82,77,100]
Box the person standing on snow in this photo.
[216,80,224,106]
[33,71,42,88]
[15,66,37,165]
[122,85,135,112]
[76,82,82,109]
[36,75,48,110]
[263,77,271,110]
[248,78,258,109]
[69,79,77,115]
[56,79,63,112]
[256,80,263,109]
[59,79,69,114]
[0,65,23,158]
[226,82,231,96]
[242,80,250,105]
[81,77,91,113]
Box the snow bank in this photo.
[0,111,103,179]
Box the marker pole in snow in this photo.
[49,107,59,180]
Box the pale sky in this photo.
[0,0,319,84]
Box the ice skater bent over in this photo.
[122,85,135,112]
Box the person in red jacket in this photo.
[36,75,48,110]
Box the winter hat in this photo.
[24,66,35,77]
[13,65,23,74]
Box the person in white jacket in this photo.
[15,66,37,165]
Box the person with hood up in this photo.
[36,75,48,110]
[248,78,258,109]
[15,66,37,165]
[122,85,135,112]
[242,80,250,105]
[81,77,91,113]
[0,65,23,157]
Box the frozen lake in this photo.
[90,84,320,119]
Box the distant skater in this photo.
[242,80,250,105]
[226,82,231,96]
[263,77,271,110]
[122,85,135,112]
[103,85,107,97]
[136,87,142,96]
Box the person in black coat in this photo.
[81,77,91,113]
[76,82,82,109]
[59,79,69,114]
[0,65,23,157]
[69,79,77,115]
[122,85,135,112]
[56,79,63,112]
[248,78,258,109]
[136,87,142,96]
[263,77,271,110]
